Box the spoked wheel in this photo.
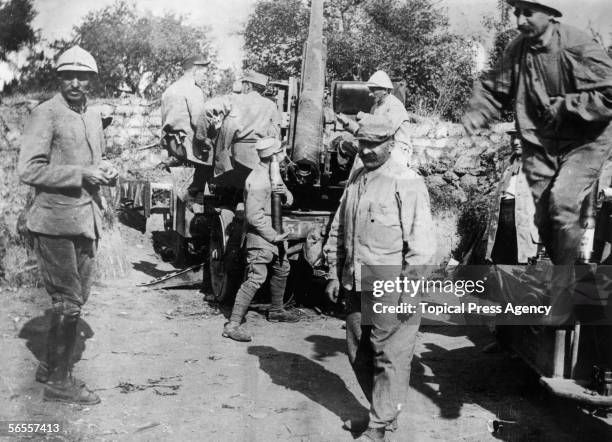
[208,209,243,304]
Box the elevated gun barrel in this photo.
[290,0,325,186]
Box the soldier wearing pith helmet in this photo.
[18,45,117,404]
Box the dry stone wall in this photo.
[1,95,514,283]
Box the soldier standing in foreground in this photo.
[18,46,117,404]
[323,121,435,441]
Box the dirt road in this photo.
[1,230,611,442]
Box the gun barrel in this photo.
[291,0,325,185]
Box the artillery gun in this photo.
[138,0,375,303]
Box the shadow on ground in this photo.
[18,309,94,367]
[412,324,612,441]
[248,345,367,422]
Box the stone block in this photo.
[459,174,479,188]
[126,115,146,128]
[411,123,432,138]
[426,175,446,188]
[447,124,465,137]
[453,153,481,176]
[411,137,431,148]
[443,170,459,183]
[433,124,449,139]
[114,105,136,116]
[126,128,145,138]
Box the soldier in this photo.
[199,70,282,189]
[159,55,212,193]
[222,137,300,342]
[323,121,435,441]
[484,133,539,266]
[337,70,412,168]
[18,46,117,404]
[462,0,612,267]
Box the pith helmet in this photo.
[56,46,98,73]
[366,70,394,90]
[241,70,268,87]
[506,0,562,17]
[255,137,283,158]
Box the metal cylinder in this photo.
[290,0,325,185]
[272,193,283,233]
[270,154,283,234]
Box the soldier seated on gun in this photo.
[222,137,301,342]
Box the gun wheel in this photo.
[208,209,243,303]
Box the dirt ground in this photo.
[1,223,611,442]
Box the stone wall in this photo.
[1,96,513,282]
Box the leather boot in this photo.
[35,310,61,383]
[43,315,100,405]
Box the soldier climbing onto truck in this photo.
[222,137,301,342]
[462,0,612,323]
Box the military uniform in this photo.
[466,22,612,265]
[160,72,210,165]
[229,163,291,324]
[19,45,111,405]
[324,149,435,434]
[222,137,298,342]
[201,88,281,185]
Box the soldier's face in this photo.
[369,87,388,105]
[193,66,208,88]
[359,140,392,171]
[514,5,554,39]
[59,71,92,103]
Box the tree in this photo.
[242,0,310,79]
[483,0,519,70]
[243,0,477,121]
[72,1,216,97]
[0,0,36,60]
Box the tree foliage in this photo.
[483,0,519,70]
[243,0,477,121]
[0,0,37,60]
[71,1,216,98]
[243,0,310,80]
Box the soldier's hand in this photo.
[99,160,119,185]
[325,279,340,303]
[83,165,111,186]
[155,161,171,172]
[461,111,487,135]
[273,232,289,243]
[542,97,565,130]
[336,113,350,126]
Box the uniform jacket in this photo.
[243,162,292,255]
[468,22,612,147]
[160,73,209,165]
[484,159,539,263]
[18,93,104,239]
[201,92,281,172]
[324,159,435,291]
[359,94,411,148]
